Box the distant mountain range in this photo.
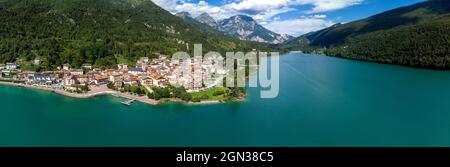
[282,0,450,69]
[177,12,293,44]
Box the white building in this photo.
[109,74,123,83]
[70,69,84,76]
[5,63,18,70]
[117,64,128,70]
[82,63,93,70]
[138,57,149,64]
[128,68,145,75]
[140,77,153,86]
[64,76,77,86]
[63,64,70,71]
[33,59,41,65]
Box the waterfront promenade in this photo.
[0,81,159,105]
[0,81,226,105]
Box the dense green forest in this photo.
[0,0,271,70]
[2,0,448,71]
[282,0,450,69]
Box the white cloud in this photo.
[264,15,335,37]
[152,0,179,10]
[174,1,231,20]
[151,0,362,36]
[220,0,361,14]
[312,14,327,19]
[152,0,364,20]
[305,0,364,13]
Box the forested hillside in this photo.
[282,0,450,69]
[0,0,269,70]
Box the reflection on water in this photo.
[1,53,450,147]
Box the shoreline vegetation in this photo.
[0,81,243,106]
[0,53,248,106]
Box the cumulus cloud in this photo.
[152,0,363,19]
[264,15,335,37]
[151,0,363,36]
[174,1,231,20]
[152,0,179,10]
[306,0,364,13]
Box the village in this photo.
[0,55,236,105]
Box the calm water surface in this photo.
[1,53,450,147]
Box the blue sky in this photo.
[152,0,425,37]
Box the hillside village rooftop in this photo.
[0,55,225,94]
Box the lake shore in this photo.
[0,81,227,106]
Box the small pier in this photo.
[121,99,136,106]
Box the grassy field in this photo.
[191,87,230,101]
[20,65,40,71]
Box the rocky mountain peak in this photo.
[195,12,218,29]
[175,12,192,20]
[219,15,293,44]
[175,12,293,44]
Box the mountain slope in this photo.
[219,15,293,44]
[177,13,293,44]
[284,0,450,69]
[175,12,226,35]
[0,0,265,70]
[195,13,219,29]
[175,11,194,21]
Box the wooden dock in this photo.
[121,99,136,106]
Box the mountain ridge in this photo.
[219,15,293,44]
[195,12,219,29]
[282,0,450,69]
[177,12,293,44]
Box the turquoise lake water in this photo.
[1,53,450,147]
